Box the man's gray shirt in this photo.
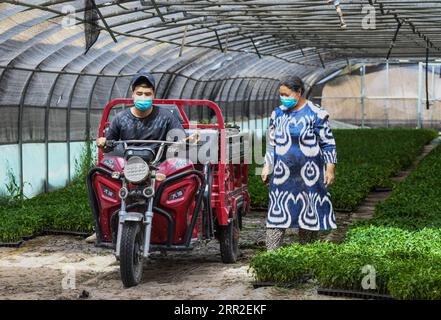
[105,106,185,155]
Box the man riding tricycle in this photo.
[86,72,250,287]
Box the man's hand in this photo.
[324,163,335,187]
[96,137,107,149]
[261,162,272,184]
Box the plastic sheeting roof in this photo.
[1,0,441,145]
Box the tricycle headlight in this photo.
[123,156,149,183]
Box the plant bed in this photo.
[250,207,269,212]
[334,208,353,213]
[252,278,310,289]
[360,143,441,231]
[250,226,441,300]
[373,186,393,192]
[0,145,95,243]
[317,287,394,300]
[43,230,92,238]
[0,240,24,248]
[239,243,266,250]
[0,182,94,243]
[0,229,91,247]
[21,234,39,241]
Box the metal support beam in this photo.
[385,59,390,128]
[417,61,423,128]
[317,50,325,68]
[148,0,166,22]
[250,37,261,59]
[179,26,188,57]
[426,43,430,110]
[224,32,229,53]
[431,64,435,124]
[89,0,118,43]
[17,72,35,197]
[299,44,305,57]
[214,30,223,52]
[431,64,435,103]
[386,20,402,60]
[360,64,366,128]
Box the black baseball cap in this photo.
[131,71,155,91]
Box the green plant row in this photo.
[250,226,441,299]
[0,180,94,242]
[249,128,437,210]
[250,143,441,299]
[362,142,441,230]
[0,144,95,243]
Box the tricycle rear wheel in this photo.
[219,210,239,263]
[120,222,144,287]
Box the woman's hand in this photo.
[261,163,272,184]
[324,163,335,187]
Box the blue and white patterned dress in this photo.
[265,101,338,231]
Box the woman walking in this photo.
[261,76,338,250]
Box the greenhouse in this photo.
[0,0,441,303]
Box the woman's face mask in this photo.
[134,97,153,111]
[279,85,301,110]
[280,96,298,109]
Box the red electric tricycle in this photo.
[87,99,250,287]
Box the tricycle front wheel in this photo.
[219,210,239,263]
[119,222,144,288]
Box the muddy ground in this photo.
[0,211,349,300]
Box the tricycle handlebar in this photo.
[106,139,187,147]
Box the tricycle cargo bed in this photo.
[185,128,249,163]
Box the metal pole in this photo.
[431,64,435,127]
[17,72,35,197]
[431,65,435,101]
[385,60,390,128]
[426,45,430,114]
[214,30,223,52]
[89,0,118,43]
[417,62,423,129]
[179,26,188,57]
[250,37,261,59]
[360,64,365,128]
